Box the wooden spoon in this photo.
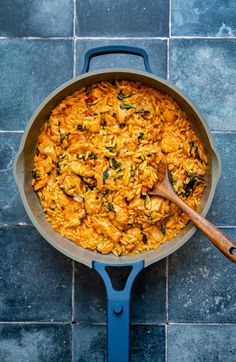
[150,159,236,263]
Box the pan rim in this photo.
[13,68,222,268]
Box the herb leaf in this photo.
[138,132,144,141]
[194,146,201,161]
[168,171,177,186]
[111,158,121,169]
[103,168,109,184]
[77,125,85,132]
[189,141,195,153]
[141,232,148,244]
[120,103,135,110]
[107,202,116,212]
[160,224,166,235]
[32,170,39,179]
[139,108,150,115]
[117,91,129,100]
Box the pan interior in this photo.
[15,69,221,268]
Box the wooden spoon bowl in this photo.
[150,159,236,263]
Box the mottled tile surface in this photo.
[0,133,30,225]
[169,39,236,130]
[74,259,166,324]
[0,40,73,131]
[76,39,167,78]
[208,133,236,225]
[168,325,236,362]
[168,229,236,323]
[172,0,236,37]
[0,227,72,321]
[0,0,73,37]
[73,325,165,362]
[0,324,71,362]
[76,0,169,37]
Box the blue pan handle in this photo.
[81,45,153,74]
[93,261,144,362]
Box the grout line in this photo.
[167,38,169,81]
[75,36,168,40]
[72,260,75,322]
[73,0,77,77]
[166,257,169,324]
[0,321,71,325]
[212,130,236,134]
[165,324,168,362]
[167,322,236,326]
[0,321,235,326]
[0,36,73,40]
[170,36,236,39]
[0,36,236,40]
[169,0,172,38]
[0,130,24,133]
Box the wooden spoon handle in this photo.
[165,190,236,263]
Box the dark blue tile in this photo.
[0,324,71,362]
[169,39,236,130]
[168,229,236,323]
[76,0,169,37]
[74,260,166,324]
[76,39,167,78]
[208,133,236,225]
[132,260,166,323]
[171,0,236,37]
[0,227,72,321]
[0,40,73,130]
[168,325,236,362]
[0,133,30,225]
[0,0,73,36]
[73,325,165,362]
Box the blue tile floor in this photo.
[0,1,236,361]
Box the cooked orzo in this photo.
[32,80,207,256]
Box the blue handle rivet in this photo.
[113,303,123,315]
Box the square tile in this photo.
[0,227,72,321]
[168,325,236,362]
[72,325,165,362]
[74,259,166,324]
[76,39,167,78]
[0,40,73,131]
[169,39,236,130]
[168,229,236,323]
[171,0,236,37]
[0,133,30,226]
[0,0,73,36]
[76,0,169,37]
[0,324,71,362]
[208,133,236,225]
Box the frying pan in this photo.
[14,45,222,361]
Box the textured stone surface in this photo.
[0,40,73,130]
[169,39,236,130]
[0,133,30,225]
[76,0,169,37]
[72,325,165,362]
[0,0,73,36]
[168,229,236,323]
[208,133,236,225]
[0,227,72,321]
[76,39,167,78]
[171,0,236,37]
[168,325,236,362]
[0,324,71,362]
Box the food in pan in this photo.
[32,80,207,255]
